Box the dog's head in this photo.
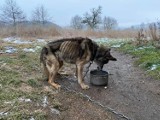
[94,46,117,70]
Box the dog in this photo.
[40,37,117,89]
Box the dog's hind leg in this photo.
[46,55,61,89]
[42,65,49,81]
[76,61,90,90]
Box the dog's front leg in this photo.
[76,62,90,90]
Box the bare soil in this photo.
[57,49,160,120]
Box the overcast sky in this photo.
[0,0,160,27]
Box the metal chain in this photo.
[83,61,93,79]
[62,86,131,120]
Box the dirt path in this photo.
[58,49,160,120]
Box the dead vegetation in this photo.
[135,22,160,48]
[0,25,138,39]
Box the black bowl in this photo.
[90,70,108,86]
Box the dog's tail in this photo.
[40,46,50,66]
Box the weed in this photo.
[27,79,40,87]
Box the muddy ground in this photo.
[57,49,160,120]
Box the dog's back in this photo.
[40,37,97,64]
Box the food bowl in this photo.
[90,70,108,86]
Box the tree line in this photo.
[70,6,118,30]
[0,0,50,26]
[0,0,118,30]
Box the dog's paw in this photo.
[81,83,90,90]
[55,84,61,90]
[49,82,61,90]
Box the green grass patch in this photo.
[1,112,47,120]
[94,38,160,80]
[27,79,40,87]
[0,88,24,102]
[0,69,22,86]
[119,43,160,80]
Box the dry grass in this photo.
[59,28,138,38]
[0,24,139,39]
[0,25,158,40]
[0,22,160,41]
[0,25,61,38]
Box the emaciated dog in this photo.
[40,37,117,89]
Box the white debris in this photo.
[135,46,155,51]
[4,46,17,53]
[13,39,32,44]
[35,46,42,51]
[94,38,109,44]
[3,37,32,44]
[19,98,32,102]
[111,43,124,48]
[3,37,14,42]
[23,48,35,52]
[0,84,2,89]
[50,108,60,115]
[29,117,35,120]
[4,101,14,104]
[104,86,108,89]
[42,96,48,107]
[37,39,46,43]
[0,112,8,116]
[150,64,159,71]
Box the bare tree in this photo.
[70,15,83,29]
[103,16,118,30]
[0,0,26,26]
[82,6,102,29]
[32,5,50,25]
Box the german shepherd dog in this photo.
[40,37,117,89]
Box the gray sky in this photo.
[0,0,160,27]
